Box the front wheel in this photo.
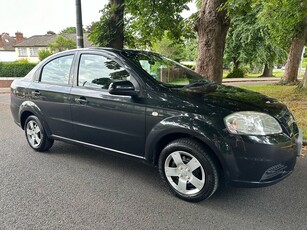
[25,115,54,152]
[159,138,219,202]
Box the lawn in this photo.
[239,84,307,139]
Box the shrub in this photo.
[38,49,53,61]
[0,61,37,77]
[225,68,245,78]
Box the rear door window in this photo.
[40,55,74,85]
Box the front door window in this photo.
[78,54,130,90]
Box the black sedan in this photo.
[10,48,302,202]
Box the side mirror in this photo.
[108,80,138,96]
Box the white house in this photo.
[14,33,92,63]
[0,32,24,62]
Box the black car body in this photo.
[10,48,303,202]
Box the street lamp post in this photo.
[75,0,84,48]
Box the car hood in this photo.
[176,83,286,117]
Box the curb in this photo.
[0,78,15,88]
[222,78,279,83]
[222,77,303,83]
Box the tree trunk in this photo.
[260,64,273,77]
[195,0,230,84]
[282,38,306,82]
[107,0,124,49]
[283,17,307,83]
[303,66,307,88]
[233,59,240,70]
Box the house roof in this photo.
[0,33,18,51]
[14,33,92,48]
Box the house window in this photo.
[30,48,39,57]
[18,48,27,57]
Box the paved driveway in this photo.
[0,94,306,230]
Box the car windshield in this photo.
[121,50,210,88]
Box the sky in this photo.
[1,0,108,37]
[0,0,196,38]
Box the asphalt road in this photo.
[0,94,306,230]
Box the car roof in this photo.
[63,47,158,56]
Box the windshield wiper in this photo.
[183,80,217,93]
[183,79,210,88]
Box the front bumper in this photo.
[225,129,302,188]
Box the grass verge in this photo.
[239,84,307,140]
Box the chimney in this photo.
[15,32,24,43]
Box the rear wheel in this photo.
[25,115,54,152]
[159,138,219,202]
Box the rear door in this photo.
[70,52,146,157]
[28,54,74,138]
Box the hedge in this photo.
[0,61,37,77]
[225,68,245,78]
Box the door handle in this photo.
[75,97,88,104]
[32,90,41,97]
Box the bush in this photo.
[38,49,53,61]
[225,68,245,78]
[0,61,37,77]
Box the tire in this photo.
[24,115,54,152]
[158,138,219,202]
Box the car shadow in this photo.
[47,140,162,189]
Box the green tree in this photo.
[89,0,124,49]
[195,0,306,83]
[149,29,197,62]
[152,38,182,62]
[258,0,307,84]
[89,0,191,49]
[224,2,287,77]
[38,49,52,61]
[182,38,198,62]
[60,27,77,34]
[60,26,89,34]
[49,36,76,53]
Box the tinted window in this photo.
[41,55,74,85]
[78,54,130,89]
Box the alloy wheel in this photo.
[26,120,42,148]
[164,151,205,195]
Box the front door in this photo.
[70,53,146,157]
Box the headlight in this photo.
[224,112,282,135]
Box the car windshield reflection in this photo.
[121,51,211,88]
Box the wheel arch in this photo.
[18,101,52,137]
[20,110,34,130]
[145,128,230,181]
